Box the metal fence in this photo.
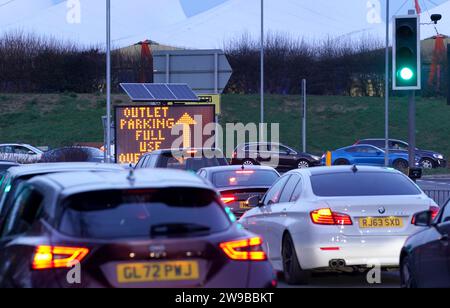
[424,189,450,207]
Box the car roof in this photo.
[5,163,124,178]
[0,161,19,166]
[239,142,284,146]
[143,148,224,155]
[360,138,405,143]
[29,169,213,196]
[287,165,401,177]
[0,143,33,147]
[200,165,278,173]
[340,144,381,149]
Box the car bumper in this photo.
[310,160,322,167]
[27,261,275,288]
[295,234,408,270]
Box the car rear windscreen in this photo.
[59,188,232,239]
[311,172,421,197]
[213,170,279,188]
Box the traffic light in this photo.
[393,15,421,90]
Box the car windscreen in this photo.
[158,154,228,172]
[213,170,279,188]
[311,172,422,197]
[58,188,232,239]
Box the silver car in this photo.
[0,144,43,163]
[240,166,439,285]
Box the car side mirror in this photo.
[414,210,433,227]
[27,151,36,155]
[246,195,262,208]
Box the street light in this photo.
[260,0,264,133]
[106,0,112,163]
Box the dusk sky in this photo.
[0,0,448,48]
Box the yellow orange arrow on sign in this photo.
[176,113,197,148]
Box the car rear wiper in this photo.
[150,223,211,238]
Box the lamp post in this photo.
[106,0,112,163]
[260,0,264,138]
[384,0,390,166]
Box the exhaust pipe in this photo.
[329,259,346,269]
[329,260,338,268]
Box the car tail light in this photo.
[430,206,440,220]
[32,246,89,270]
[220,237,267,261]
[310,208,353,225]
[232,151,237,159]
[411,206,440,224]
[221,195,236,204]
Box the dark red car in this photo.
[0,169,275,288]
[197,165,280,218]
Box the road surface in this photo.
[278,271,401,288]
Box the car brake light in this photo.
[232,151,237,159]
[32,246,89,270]
[236,170,255,175]
[310,208,353,225]
[221,195,236,204]
[430,206,440,220]
[411,206,440,224]
[220,237,267,261]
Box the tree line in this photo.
[0,31,447,97]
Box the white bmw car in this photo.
[240,166,439,285]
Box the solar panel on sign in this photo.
[167,84,199,101]
[120,84,154,101]
[120,83,199,102]
[144,84,177,100]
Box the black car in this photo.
[356,139,447,169]
[135,148,229,172]
[400,198,450,288]
[0,169,275,288]
[40,147,106,163]
[197,165,280,218]
[231,143,322,171]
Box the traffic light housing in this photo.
[393,15,421,90]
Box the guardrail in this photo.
[423,189,450,207]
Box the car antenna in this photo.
[351,165,358,173]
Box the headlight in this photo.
[311,155,321,161]
[433,154,444,160]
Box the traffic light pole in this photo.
[408,90,416,169]
[384,0,390,167]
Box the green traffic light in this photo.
[399,67,414,81]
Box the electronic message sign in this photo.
[115,105,215,164]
